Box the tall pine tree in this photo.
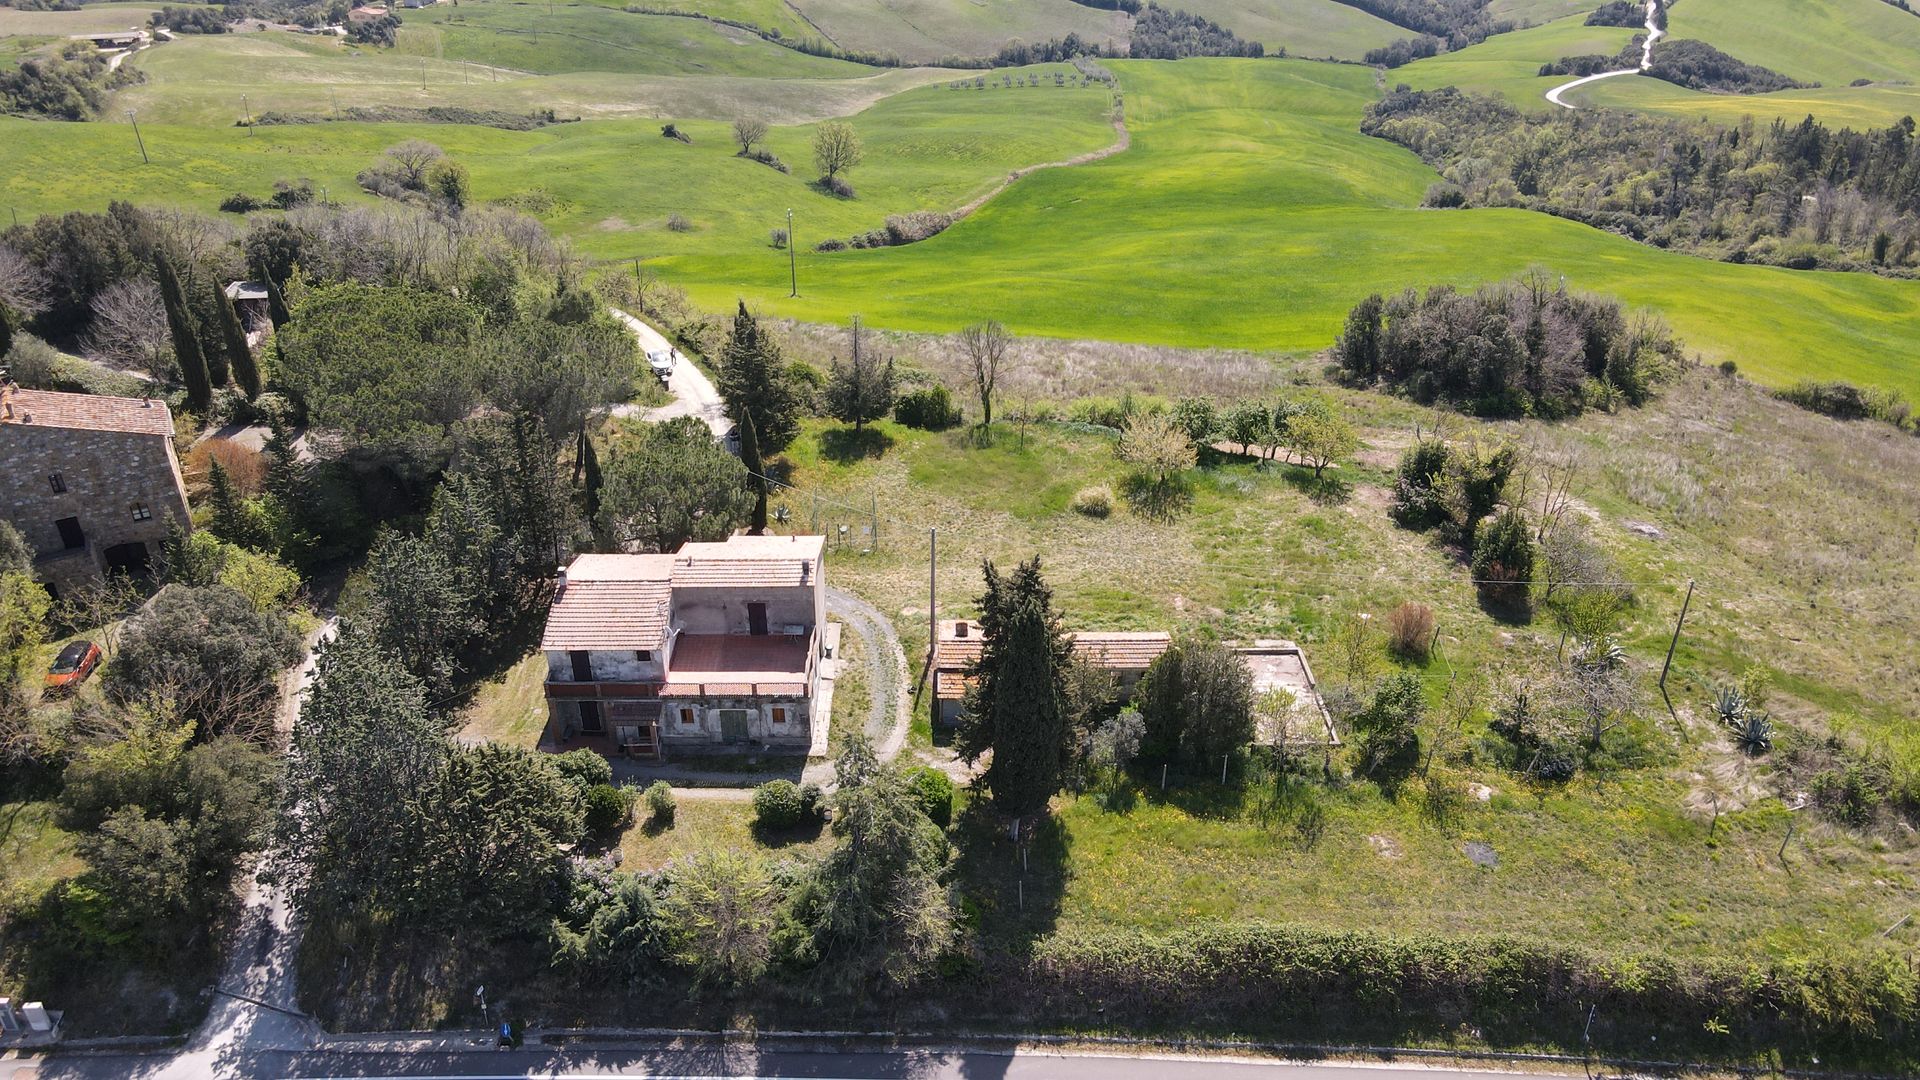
[155,253,211,413]
[214,279,261,399]
[716,301,801,455]
[957,557,1071,819]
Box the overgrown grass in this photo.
[774,366,1920,964]
[455,649,548,749]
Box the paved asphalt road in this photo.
[21,1043,1587,1080]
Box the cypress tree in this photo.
[574,425,604,525]
[262,270,291,328]
[200,294,229,389]
[0,303,14,363]
[737,411,767,534]
[956,557,1071,818]
[215,279,261,399]
[206,458,268,550]
[156,254,211,413]
[716,301,801,455]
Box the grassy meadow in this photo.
[0,62,1114,253]
[1157,0,1405,59]
[1401,1,1920,126]
[393,1,871,78]
[760,361,1920,962]
[662,59,1920,400]
[784,0,1127,64]
[108,24,954,125]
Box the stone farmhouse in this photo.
[932,618,1171,725]
[541,534,830,760]
[0,384,190,598]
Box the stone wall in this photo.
[0,424,190,592]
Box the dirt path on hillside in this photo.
[947,107,1130,223]
[1545,0,1664,109]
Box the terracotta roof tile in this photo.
[540,554,674,650]
[1,388,174,437]
[1069,632,1173,670]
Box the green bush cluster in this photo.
[751,779,826,830]
[894,384,962,430]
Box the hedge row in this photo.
[954,924,1917,1066]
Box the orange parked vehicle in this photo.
[44,639,102,696]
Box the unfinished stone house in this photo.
[0,384,190,598]
[931,618,1171,725]
[541,534,829,760]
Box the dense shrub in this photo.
[643,779,676,824]
[1471,507,1536,610]
[1646,39,1811,94]
[1390,437,1516,548]
[1585,0,1655,27]
[660,122,691,143]
[1335,275,1680,418]
[1130,3,1263,59]
[550,748,614,790]
[883,211,953,246]
[664,213,693,233]
[0,42,125,120]
[813,237,847,252]
[1776,380,1914,430]
[905,766,955,827]
[220,192,264,213]
[748,776,817,826]
[1070,484,1113,518]
[1386,601,1435,659]
[154,5,232,33]
[741,148,789,172]
[1364,88,1920,274]
[894,384,962,429]
[818,176,855,199]
[582,783,635,835]
[1008,924,1920,1058]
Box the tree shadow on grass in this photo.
[1281,466,1352,506]
[951,799,1069,949]
[819,426,894,464]
[1474,584,1535,627]
[749,818,826,849]
[1119,472,1193,522]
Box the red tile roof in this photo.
[930,622,1171,700]
[1,388,174,437]
[1069,632,1173,670]
[541,536,825,651]
[539,554,674,650]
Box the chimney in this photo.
[955,620,968,638]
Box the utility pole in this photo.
[242,93,252,133]
[786,207,797,297]
[928,528,937,665]
[126,110,149,164]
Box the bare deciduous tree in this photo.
[0,244,50,319]
[731,117,768,155]
[384,139,446,190]
[85,279,175,383]
[811,121,862,182]
[958,319,1010,431]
